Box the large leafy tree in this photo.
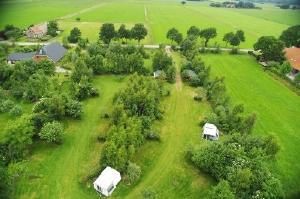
[279,25,300,48]
[99,23,116,44]
[39,121,63,144]
[24,73,49,102]
[47,20,59,37]
[118,24,131,43]
[187,26,200,37]
[166,28,179,44]
[199,27,217,47]
[131,23,148,44]
[68,27,81,43]
[223,31,234,47]
[253,36,286,63]
[152,49,172,72]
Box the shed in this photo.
[201,123,219,141]
[93,166,121,196]
[153,70,167,79]
[6,53,34,64]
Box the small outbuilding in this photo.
[6,52,34,64]
[201,123,219,141]
[153,70,167,80]
[93,166,121,196]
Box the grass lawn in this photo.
[201,52,300,198]
[14,75,128,198]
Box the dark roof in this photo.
[36,41,67,63]
[7,53,34,61]
[187,70,197,77]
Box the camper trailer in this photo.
[201,123,219,141]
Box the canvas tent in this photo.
[93,166,121,196]
[201,123,219,141]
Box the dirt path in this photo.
[165,47,182,90]
[58,3,106,20]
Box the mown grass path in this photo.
[113,52,213,198]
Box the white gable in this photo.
[93,166,121,196]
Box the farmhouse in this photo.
[284,47,300,73]
[154,70,167,80]
[27,23,47,38]
[34,41,68,63]
[93,166,121,196]
[6,52,34,64]
[201,123,219,141]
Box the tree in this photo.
[206,180,235,199]
[47,20,59,37]
[118,24,130,43]
[131,23,148,44]
[39,121,63,144]
[24,73,49,102]
[65,99,83,118]
[68,27,81,43]
[223,31,234,47]
[187,26,200,37]
[76,17,81,22]
[99,23,116,44]
[152,49,172,72]
[140,189,156,199]
[230,35,241,47]
[125,162,141,184]
[253,36,286,63]
[279,25,300,48]
[181,1,186,5]
[9,105,23,117]
[166,28,179,44]
[4,115,34,159]
[38,58,55,75]
[174,32,183,45]
[279,61,292,75]
[77,38,88,49]
[263,133,281,157]
[199,27,217,47]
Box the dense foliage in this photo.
[100,74,168,172]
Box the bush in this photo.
[230,48,239,54]
[0,99,15,113]
[39,121,63,144]
[125,162,141,184]
[9,105,23,117]
[146,130,161,141]
[140,189,156,199]
[194,96,202,101]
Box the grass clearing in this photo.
[201,52,300,198]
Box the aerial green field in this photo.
[1,0,299,48]
[201,53,300,197]
[1,0,300,198]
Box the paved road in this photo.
[1,41,254,51]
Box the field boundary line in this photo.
[144,4,154,44]
[57,2,106,20]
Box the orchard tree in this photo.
[181,1,186,5]
[39,121,63,144]
[187,26,200,37]
[47,20,59,37]
[99,23,116,44]
[206,180,235,199]
[68,27,81,43]
[24,73,49,102]
[166,28,179,44]
[118,24,131,43]
[38,58,55,75]
[131,23,148,44]
[199,27,217,47]
[279,61,292,75]
[279,25,300,48]
[253,36,285,63]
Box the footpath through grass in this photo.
[201,52,300,198]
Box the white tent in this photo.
[93,166,121,196]
[201,123,219,141]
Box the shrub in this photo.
[146,130,161,141]
[230,48,239,54]
[9,105,23,117]
[194,96,202,101]
[39,121,63,144]
[125,162,141,184]
[140,189,156,199]
[0,99,15,113]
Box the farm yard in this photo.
[1,0,300,198]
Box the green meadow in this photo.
[2,0,299,48]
